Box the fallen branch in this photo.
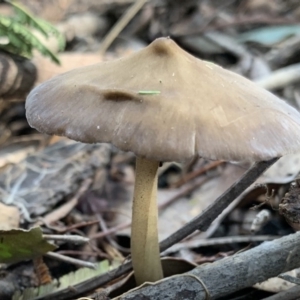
[117,231,300,299]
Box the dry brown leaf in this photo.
[48,135,66,145]
[0,202,20,230]
[33,52,103,84]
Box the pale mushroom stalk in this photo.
[131,157,163,285]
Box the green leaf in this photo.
[0,227,56,264]
[0,0,65,64]
[9,0,65,51]
[0,15,61,63]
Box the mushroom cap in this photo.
[26,37,300,162]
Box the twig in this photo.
[58,220,103,233]
[159,176,209,210]
[211,15,297,31]
[255,63,300,90]
[97,214,130,253]
[43,234,89,244]
[278,274,300,285]
[45,252,96,269]
[81,223,100,262]
[91,221,131,239]
[163,235,279,255]
[267,35,300,68]
[179,15,297,37]
[203,189,247,239]
[172,160,224,188]
[8,133,46,144]
[57,250,110,259]
[99,0,147,54]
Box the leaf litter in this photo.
[2,0,300,299]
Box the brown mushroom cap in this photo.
[26,37,300,162]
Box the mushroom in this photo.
[26,37,300,285]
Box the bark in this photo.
[0,52,36,99]
[117,232,300,300]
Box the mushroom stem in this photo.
[131,157,163,285]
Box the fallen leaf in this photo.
[261,153,300,183]
[0,202,19,230]
[33,52,103,84]
[254,269,299,292]
[0,227,56,264]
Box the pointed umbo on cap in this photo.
[26,37,300,162]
